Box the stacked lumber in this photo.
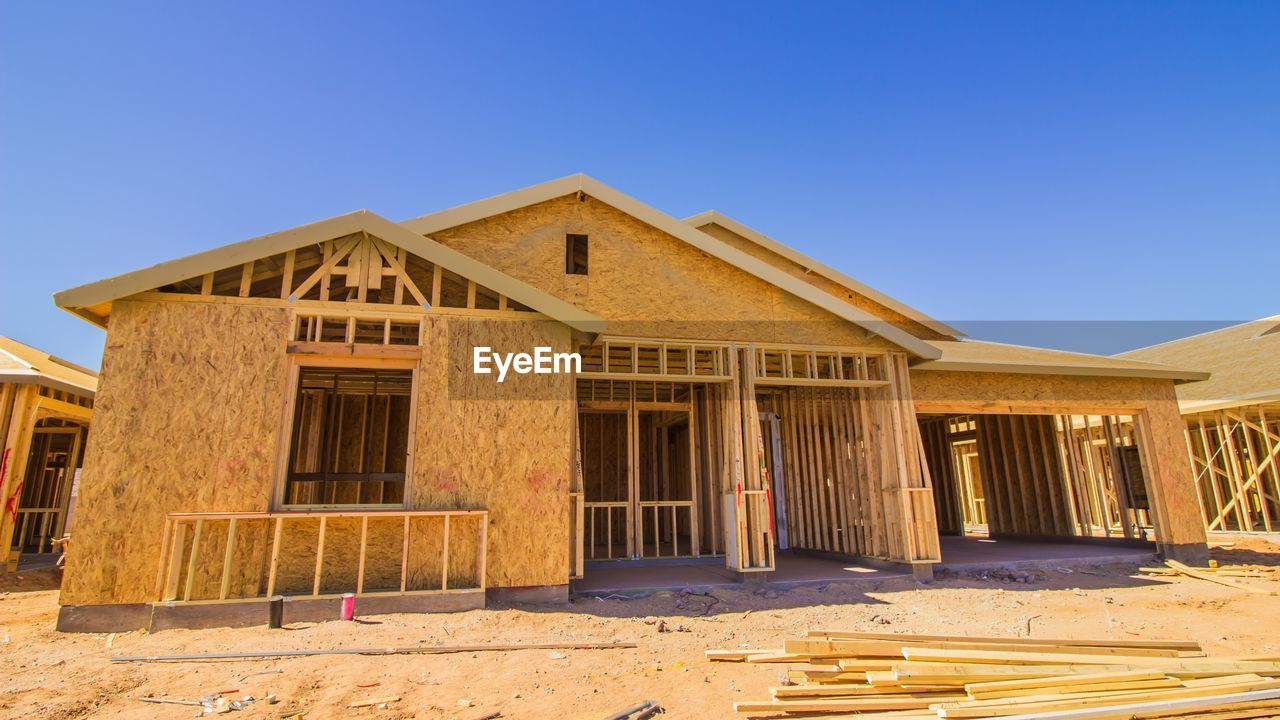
[708,631,1280,718]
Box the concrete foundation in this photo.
[486,584,569,605]
[58,591,486,633]
[1160,542,1211,567]
[57,603,151,633]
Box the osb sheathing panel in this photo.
[412,315,573,588]
[695,222,951,341]
[63,300,570,607]
[429,195,899,349]
[60,299,292,606]
[910,370,1205,547]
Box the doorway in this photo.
[578,389,701,561]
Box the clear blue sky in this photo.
[2,2,1277,369]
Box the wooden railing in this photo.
[154,509,487,603]
[11,508,64,554]
[584,501,630,560]
[637,500,698,558]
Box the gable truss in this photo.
[155,232,534,313]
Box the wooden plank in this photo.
[218,518,238,600]
[181,519,205,601]
[965,670,1168,695]
[972,688,1280,720]
[902,647,1210,666]
[356,515,369,594]
[313,516,328,596]
[441,514,451,591]
[265,516,284,597]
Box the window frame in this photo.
[272,354,420,511]
[565,233,589,275]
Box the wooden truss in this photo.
[155,232,535,314]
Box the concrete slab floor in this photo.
[938,536,1156,570]
[570,536,1157,596]
[571,552,903,596]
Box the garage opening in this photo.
[919,413,1157,563]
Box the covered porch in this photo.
[570,535,1156,595]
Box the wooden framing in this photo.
[1,353,95,570]
[919,412,1156,541]
[271,351,420,511]
[154,509,487,603]
[1183,403,1280,534]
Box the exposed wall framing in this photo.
[1184,403,1280,534]
[2,380,94,569]
[919,411,1154,541]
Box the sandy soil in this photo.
[2,539,1278,720]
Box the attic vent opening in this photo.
[566,234,589,275]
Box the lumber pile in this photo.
[708,631,1280,718]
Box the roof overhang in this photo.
[682,210,964,339]
[0,370,96,397]
[54,210,607,336]
[399,174,943,360]
[912,340,1211,383]
[1178,390,1280,415]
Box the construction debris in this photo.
[1152,560,1279,595]
[140,693,259,713]
[708,631,1280,717]
[602,699,662,719]
[111,641,637,663]
[347,695,399,708]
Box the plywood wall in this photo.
[60,299,292,606]
[62,298,576,607]
[428,195,900,349]
[411,315,574,589]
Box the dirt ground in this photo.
[2,539,1278,720]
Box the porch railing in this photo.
[637,500,697,558]
[584,501,629,560]
[154,509,487,603]
[11,508,64,554]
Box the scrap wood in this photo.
[112,641,637,663]
[348,695,399,708]
[1164,560,1278,595]
[603,699,661,720]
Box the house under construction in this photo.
[0,336,96,571]
[1120,317,1280,535]
[51,174,1211,632]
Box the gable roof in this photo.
[398,174,943,359]
[682,210,963,339]
[0,336,98,396]
[54,210,607,335]
[913,338,1209,383]
[1117,316,1280,412]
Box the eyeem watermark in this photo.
[472,346,581,382]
